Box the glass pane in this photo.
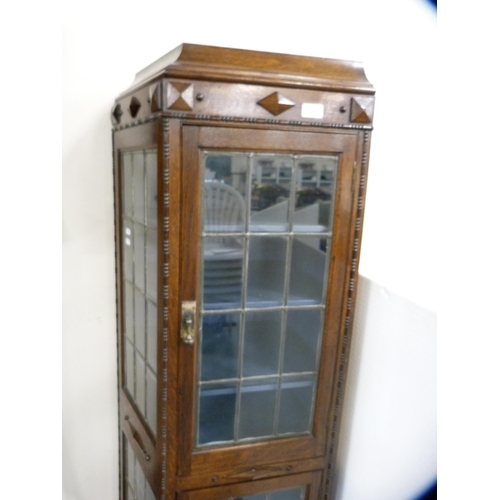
[250,154,291,232]
[146,227,157,301]
[145,481,155,500]
[201,314,241,382]
[221,487,304,500]
[204,154,248,233]
[146,301,157,372]
[294,156,338,233]
[239,379,278,439]
[270,487,304,500]
[123,223,134,282]
[136,459,146,500]
[122,153,133,219]
[243,310,282,377]
[247,236,287,308]
[283,309,322,374]
[126,435,134,492]
[125,340,134,396]
[278,376,315,434]
[132,151,145,223]
[198,383,237,445]
[145,150,157,228]
[124,282,134,342]
[134,289,146,357]
[136,353,146,416]
[128,486,135,500]
[203,236,244,310]
[146,367,157,435]
[134,223,145,292]
[288,237,327,306]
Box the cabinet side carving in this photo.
[324,130,370,500]
[161,117,170,500]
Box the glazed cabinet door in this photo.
[178,125,359,481]
[179,471,322,500]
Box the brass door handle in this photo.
[181,301,196,345]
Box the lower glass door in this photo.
[178,471,321,500]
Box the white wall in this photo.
[62,1,437,499]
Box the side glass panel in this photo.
[121,149,158,437]
[124,435,156,500]
[196,152,338,448]
[220,486,306,500]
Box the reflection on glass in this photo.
[204,154,247,233]
[123,223,133,282]
[220,486,305,500]
[239,379,278,439]
[201,314,241,381]
[240,495,268,500]
[270,487,304,500]
[243,311,282,377]
[289,237,327,305]
[283,309,322,374]
[203,237,244,310]
[250,155,291,232]
[278,376,315,434]
[198,384,237,445]
[294,156,338,233]
[247,237,287,308]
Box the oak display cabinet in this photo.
[111,44,375,500]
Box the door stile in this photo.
[309,134,358,454]
[164,118,183,500]
[178,124,203,476]
[320,130,372,500]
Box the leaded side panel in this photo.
[121,148,158,437]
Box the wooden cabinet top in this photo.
[118,43,374,98]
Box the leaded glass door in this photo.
[178,125,358,477]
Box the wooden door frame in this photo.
[176,123,359,481]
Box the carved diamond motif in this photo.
[166,82,193,111]
[129,96,141,118]
[257,92,295,116]
[112,103,123,124]
[350,97,374,123]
